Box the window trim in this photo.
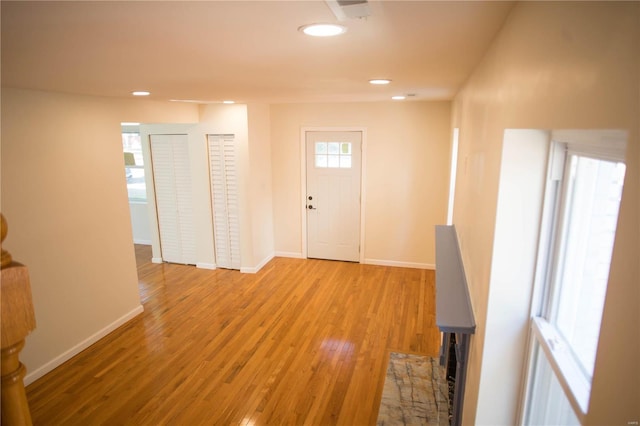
[122,131,147,203]
[531,317,590,419]
[521,130,627,424]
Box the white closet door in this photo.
[150,134,196,265]
[208,134,240,270]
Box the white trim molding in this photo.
[24,305,144,385]
[274,251,305,259]
[196,262,216,270]
[363,258,435,270]
[151,257,163,264]
[240,253,275,274]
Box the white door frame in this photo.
[300,127,367,262]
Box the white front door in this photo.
[306,131,362,262]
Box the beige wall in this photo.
[270,101,451,267]
[452,2,639,424]
[1,88,199,382]
[247,104,275,270]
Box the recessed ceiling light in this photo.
[223,100,235,104]
[369,79,391,85]
[132,91,150,96]
[392,95,406,100]
[299,23,347,37]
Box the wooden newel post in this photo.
[1,214,36,425]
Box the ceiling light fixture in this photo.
[299,23,347,37]
[392,95,406,100]
[369,79,391,85]
[223,100,235,104]
[132,91,150,96]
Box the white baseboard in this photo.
[133,239,152,245]
[240,253,274,274]
[274,251,304,259]
[196,262,216,270]
[272,253,433,269]
[363,258,435,270]
[24,305,144,386]
[151,257,163,264]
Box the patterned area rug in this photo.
[377,353,450,426]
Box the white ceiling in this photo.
[1,1,514,104]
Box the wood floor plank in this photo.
[26,245,440,425]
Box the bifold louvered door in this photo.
[208,134,240,270]
[150,134,196,265]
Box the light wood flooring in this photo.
[26,245,440,425]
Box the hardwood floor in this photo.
[26,245,440,425]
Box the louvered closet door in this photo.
[150,134,196,265]
[208,134,240,270]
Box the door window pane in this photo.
[315,155,328,168]
[314,142,352,169]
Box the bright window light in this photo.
[446,128,459,225]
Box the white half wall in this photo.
[475,129,549,424]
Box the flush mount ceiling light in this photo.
[392,95,406,100]
[369,79,391,85]
[223,100,235,104]
[299,23,347,37]
[131,91,150,96]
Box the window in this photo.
[122,132,147,202]
[447,128,459,225]
[315,142,352,168]
[523,132,626,423]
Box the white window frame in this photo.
[520,130,627,424]
[122,130,147,203]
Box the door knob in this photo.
[308,205,316,210]
[308,196,313,200]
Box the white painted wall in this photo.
[270,101,451,268]
[476,129,549,424]
[0,88,199,383]
[451,2,639,424]
[246,104,275,272]
[129,202,151,245]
